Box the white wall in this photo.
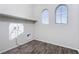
[33,4,79,51]
[0,16,35,53]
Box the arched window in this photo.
[41,9,49,24]
[55,4,68,24]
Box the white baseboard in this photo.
[35,39,79,53]
[0,45,17,53]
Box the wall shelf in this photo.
[0,13,37,23]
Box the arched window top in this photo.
[56,4,67,11]
[55,4,68,24]
[42,9,48,13]
[41,9,49,24]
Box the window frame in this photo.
[55,4,68,24]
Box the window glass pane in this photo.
[56,5,68,24]
[41,9,49,24]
